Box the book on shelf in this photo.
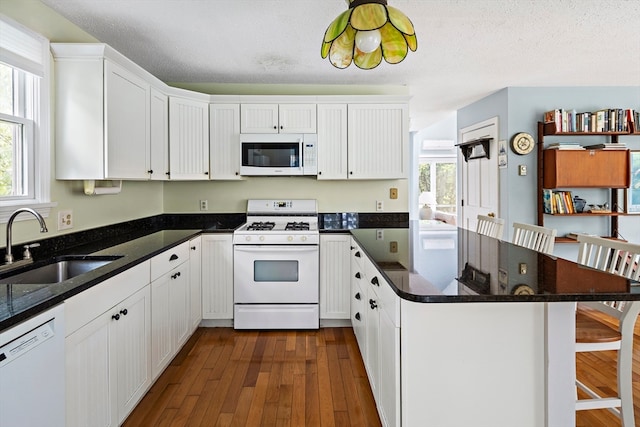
[542,107,636,133]
[583,143,627,150]
[544,190,575,214]
[546,142,585,150]
[565,232,597,240]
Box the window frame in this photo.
[0,16,55,223]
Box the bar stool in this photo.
[475,214,504,240]
[511,222,557,255]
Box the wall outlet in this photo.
[390,241,398,253]
[376,200,383,211]
[200,199,208,211]
[518,165,527,176]
[519,263,527,275]
[376,229,384,240]
[58,210,73,230]
[390,188,398,199]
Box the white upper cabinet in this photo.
[168,96,210,180]
[347,104,409,179]
[210,103,242,179]
[317,104,348,180]
[241,103,316,133]
[149,88,169,180]
[52,44,153,180]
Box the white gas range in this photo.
[233,199,319,329]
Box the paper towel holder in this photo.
[83,180,123,195]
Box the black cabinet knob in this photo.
[170,254,179,261]
[355,292,361,300]
[112,313,120,321]
[355,272,361,279]
[204,171,209,175]
[371,277,379,286]
[171,272,181,279]
[191,246,196,250]
[369,299,377,310]
[147,169,153,174]
[355,251,361,258]
[120,309,128,316]
[355,312,361,321]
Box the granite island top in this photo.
[351,220,640,304]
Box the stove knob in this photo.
[245,236,251,242]
[301,236,307,242]
[287,236,293,242]
[259,236,265,241]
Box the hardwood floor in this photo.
[124,318,640,427]
[123,327,381,427]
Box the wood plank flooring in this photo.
[124,319,640,427]
[123,327,381,427]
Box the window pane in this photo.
[418,163,431,193]
[0,63,13,115]
[0,120,25,196]
[436,163,456,213]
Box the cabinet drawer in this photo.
[543,149,629,188]
[65,260,150,335]
[365,259,400,326]
[150,241,190,281]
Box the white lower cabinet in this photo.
[151,243,191,379]
[320,234,351,319]
[189,236,203,332]
[65,262,151,427]
[350,238,400,427]
[201,234,234,319]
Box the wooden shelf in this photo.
[544,212,626,217]
[542,122,636,136]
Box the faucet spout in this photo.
[5,208,48,264]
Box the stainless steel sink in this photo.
[0,256,122,285]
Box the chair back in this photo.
[512,222,557,255]
[476,214,505,239]
[576,235,640,281]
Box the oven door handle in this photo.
[234,245,318,253]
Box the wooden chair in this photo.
[511,222,557,255]
[575,235,640,426]
[475,214,504,240]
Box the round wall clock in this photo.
[511,132,535,155]
[512,284,535,295]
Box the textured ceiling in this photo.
[40,0,640,131]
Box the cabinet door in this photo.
[279,104,317,133]
[350,241,367,358]
[378,309,400,427]
[66,309,117,427]
[364,284,380,398]
[201,234,234,319]
[170,264,190,351]
[169,96,210,180]
[210,103,242,179]
[115,286,151,422]
[189,236,202,332]
[150,87,169,180]
[105,60,150,179]
[317,104,348,179]
[347,104,408,179]
[150,272,172,378]
[320,234,351,319]
[241,103,279,133]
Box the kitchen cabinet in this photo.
[347,104,409,179]
[201,234,234,320]
[52,44,152,180]
[150,87,169,180]
[189,236,202,332]
[65,261,151,427]
[210,103,243,179]
[169,96,210,180]
[350,239,367,353]
[240,103,316,133]
[150,242,191,379]
[320,234,351,319]
[317,104,348,179]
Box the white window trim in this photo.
[0,15,56,223]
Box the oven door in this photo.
[234,245,319,303]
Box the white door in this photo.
[460,117,499,231]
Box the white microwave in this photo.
[239,133,318,176]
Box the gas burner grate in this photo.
[247,221,275,231]
[285,222,310,231]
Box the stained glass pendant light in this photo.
[321,0,417,69]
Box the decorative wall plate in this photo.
[511,132,535,155]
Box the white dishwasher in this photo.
[0,304,65,427]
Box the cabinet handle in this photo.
[279,125,283,130]
[170,254,179,261]
[371,276,379,286]
[165,171,170,176]
[235,172,239,175]
[120,309,128,316]
[355,251,361,258]
[355,312,361,321]
[350,171,353,175]
[350,246,355,250]
[204,171,209,175]
[112,313,120,321]
[171,272,181,279]
[273,125,278,130]
[147,169,153,174]
[318,171,322,175]
[369,299,377,310]
[355,292,361,300]
[191,246,197,250]
[355,272,361,279]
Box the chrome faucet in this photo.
[4,208,48,264]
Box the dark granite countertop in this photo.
[351,220,640,303]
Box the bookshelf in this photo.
[537,121,637,242]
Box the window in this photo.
[418,158,456,213]
[0,16,54,222]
